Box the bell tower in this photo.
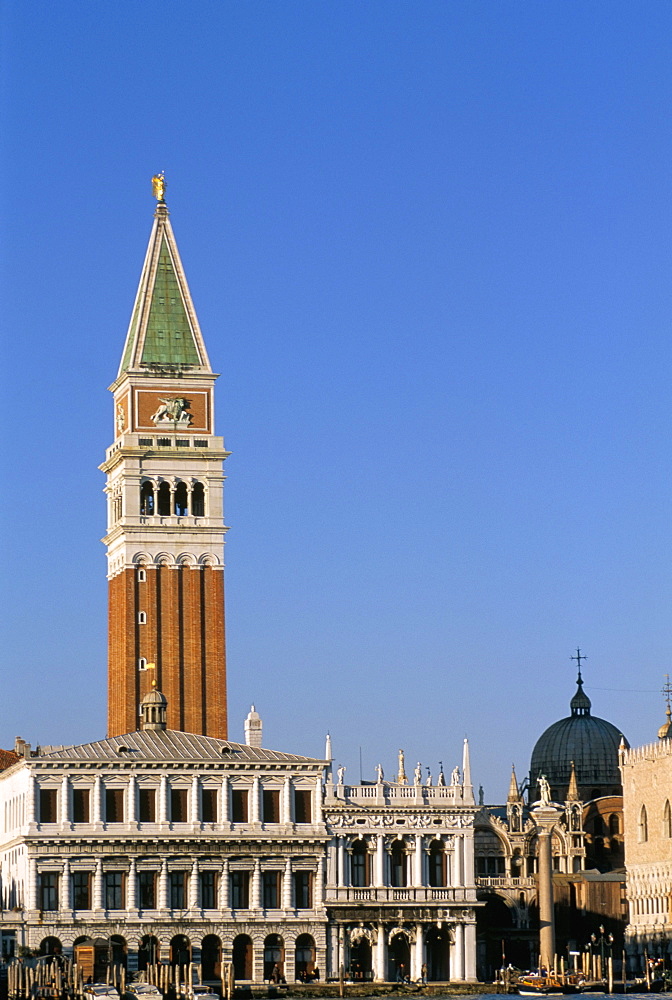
[101,175,229,738]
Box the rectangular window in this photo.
[175,439,189,447]
[171,788,188,822]
[138,871,156,909]
[72,871,91,909]
[39,789,57,824]
[294,789,312,823]
[157,438,172,446]
[200,871,218,909]
[139,788,156,822]
[194,440,208,448]
[139,438,153,446]
[230,871,249,909]
[262,871,281,909]
[72,788,90,823]
[170,871,188,909]
[105,872,125,910]
[201,788,218,823]
[231,789,248,823]
[40,872,59,911]
[263,789,280,823]
[105,788,124,823]
[293,871,312,909]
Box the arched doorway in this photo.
[170,935,191,968]
[294,934,315,982]
[109,936,127,969]
[425,927,450,981]
[388,933,410,983]
[263,935,284,982]
[349,935,371,981]
[201,936,221,981]
[138,936,160,971]
[232,935,253,981]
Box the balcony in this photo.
[326,886,475,904]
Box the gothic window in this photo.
[201,788,218,823]
[351,840,370,887]
[139,789,156,822]
[294,789,312,823]
[639,805,648,842]
[192,482,205,517]
[72,871,91,909]
[428,840,446,887]
[157,482,171,516]
[663,800,671,838]
[263,789,281,823]
[140,482,154,515]
[73,789,90,823]
[174,482,188,516]
[105,872,125,910]
[231,789,249,823]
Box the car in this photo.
[84,986,120,1000]
[123,987,163,1000]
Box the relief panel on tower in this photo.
[134,389,210,432]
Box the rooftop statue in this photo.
[152,171,166,202]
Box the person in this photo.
[312,967,320,982]
[421,963,427,984]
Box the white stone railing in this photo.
[325,886,475,903]
[476,876,536,888]
[331,784,472,805]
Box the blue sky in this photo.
[1,2,671,799]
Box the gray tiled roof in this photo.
[37,730,324,765]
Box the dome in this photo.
[529,671,628,801]
[140,685,168,731]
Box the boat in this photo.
[517,973,585,995]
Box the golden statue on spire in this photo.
[151,172,166,202]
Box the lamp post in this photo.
[589,927,613,986]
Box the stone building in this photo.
[620,696,672,972]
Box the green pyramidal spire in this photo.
[118,195,211,376]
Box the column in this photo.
[189,859,199,909]
[462,827,475,885]
[61,860,71,911]
[251,860,262,910]
[159,860,169,909]
[190,775,200,825]
[282,777,292,824]
[127,860,137,911]
[127,775,137,825]
[375,835,385,887]
[220,776,230,824]
[464,922,477,981]
[219,860,230,909]
[251,776,261,824]
[412,924,424,982]
[93,860,104,911]
[282,858,293,909]
[329,924,340,979]
[327,839,337,886]
[414,835,424,887]
[60,775,70,828]
[28,858,38,910]
[159,775,169,825]
[27,774,37,828]
[314,776,323,823]
[454,837,463,886]
[453,923,465,981]
[337,837,346,887]
[533,805,561,972]
[93,775,103,827]
[375,925,386,983]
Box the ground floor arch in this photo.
[138,936,160,971]
[263,934,284,982]
[388,932,410,983]
[349,934,371,981]
[425,927,450,981]
[232,935,253,981]
[170,935,191,968]
[201,935,221,980]
[295,934,316,982]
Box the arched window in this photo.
[350,840,369,887]
[140,482,154,515]
[638,805,648,842]
[663,800,671,839]
[609,813,620,837]
[174,482,188,516]
[390,841,407,888]
[428,841,446,887]
[137,568,146,583]
[157,482,171,516]
[192,482,205,517]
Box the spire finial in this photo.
[152,171,166,202]
[571,647,587,683]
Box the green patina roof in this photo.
[141,235,201,366]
